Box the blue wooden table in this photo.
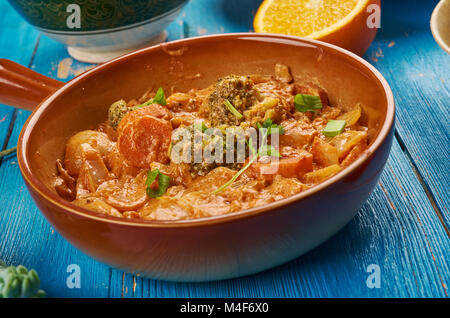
[0,0,448,298]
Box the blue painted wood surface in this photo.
[0,0,448,298]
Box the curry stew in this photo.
[54,64,368,220]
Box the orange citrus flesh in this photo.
[254,0,380,56]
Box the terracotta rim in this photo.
[17,33,395,228]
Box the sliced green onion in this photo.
[323,120,346,137]
[247,138,257,155]
[224,99,243,119]
[294,94,322,113]
[146,169,170,198]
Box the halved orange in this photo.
[254,0,380,56]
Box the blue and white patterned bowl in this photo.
[9,0,190,63]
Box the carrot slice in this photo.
[117,104,170,134]
[118,106,172,168]
[249,149,313,181]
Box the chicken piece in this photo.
[219,177,267,211]
[274,63,293,83]
[320,105,341,120]
[64,130,114,177]
[266,175,309,198]
[311,137,339,167]
[170,112,196,128]
[244,97,282,125]
[150,161,193,187]
[280,118,317,149]
[75,143,110,197]
[72,197,122,218]
[177,191,232,218]
[187,167,237,193]
[166,92,191,112]
[95,171,148,212]
[140,197,189,220]
[293,83,329,107]
[54,159,76,201]
[254,79,294,118]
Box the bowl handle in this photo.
[0,59,64,111]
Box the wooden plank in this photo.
[364,0,450,228]
[0,7,111,296]
[0,3,40,151]
[0,0,447,298]
[108,141,449,298]
[166,0,261,39]
[105,1,448,297]
[109,0,449,298]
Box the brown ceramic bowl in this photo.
[0,33,394,282]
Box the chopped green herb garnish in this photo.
[133,87,167,109]
[224,99,243,119]
[194,122,208,132]
[323,120,346,137]
[294,94,322,113]
[257,145,281,158]
[146,169,170,198]
[213,138,258,194]
[247,138,257,155]
[152,87,166,105]
[214,119,284,194]
[212,156,256,195]
[213,138,280,194]
[257,118,285,136]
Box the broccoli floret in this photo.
[206,75,261,127]
[0,260,45,298]
[108,99,130,130]
[170,124,245,177]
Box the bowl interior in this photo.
[22,34,389,209]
